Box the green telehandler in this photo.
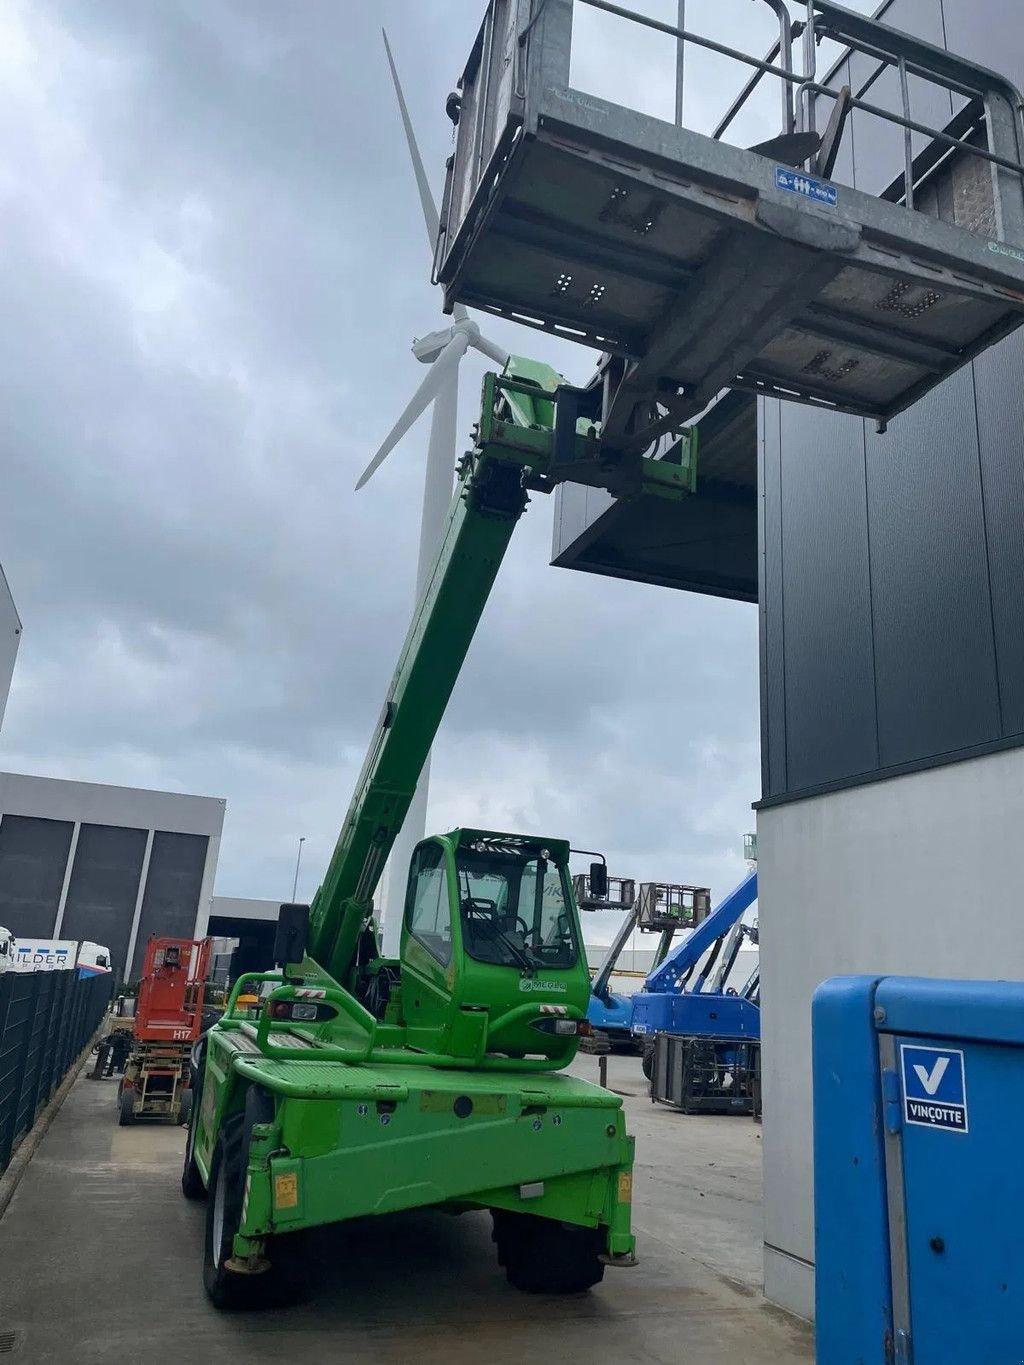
[182,360,698,1308]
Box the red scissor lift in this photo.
[118,937,211,1127]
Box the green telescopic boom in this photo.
[306,360,698,987]
[307,369,550,984]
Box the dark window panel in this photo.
[760,399,787,798]
[130,832,209,979]
[0,816,74,937]
[971,335,1024,736]
[846,0,952,198]
[780,405,879,791]
[864,367,1000,766]
[61,824,147,982]
[940,0,1024,93]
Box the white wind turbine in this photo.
[360,32,509,956]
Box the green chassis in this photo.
[193,979,636,1269]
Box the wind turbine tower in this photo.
[358,33,508,955]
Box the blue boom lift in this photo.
[631,872,760,1112]
[584,879,712,1050]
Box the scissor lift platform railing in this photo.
[436,0,1024,430]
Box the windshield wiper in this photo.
[493,927,539,973]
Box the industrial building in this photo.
[0,771,224,982]
[553,0,1024,1322]
[199,895,281,980]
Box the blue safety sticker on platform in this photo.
[900,1044,968,1133]
[774,167,838,208]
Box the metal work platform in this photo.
[636,882,711,933]
[436,0,1024,434]
[573,871,635,911]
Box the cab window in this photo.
[405,842,452,966]
[455,844,578,970]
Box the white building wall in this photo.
[198,895,281,933]
[758,746,1024,1320]
[0,771,223,835]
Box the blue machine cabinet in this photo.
[814,975,1024,1363]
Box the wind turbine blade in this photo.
[382,29,468,323]
[470,332,510,367]
[382,29,438,249]
[355,331,470,490]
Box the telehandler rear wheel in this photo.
[202,1090,305,1310]
[492,1210,605,1294]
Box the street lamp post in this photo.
[291,837,306,902]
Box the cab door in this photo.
[401,840,456,1052]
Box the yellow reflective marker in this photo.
[275,1172,299,1210]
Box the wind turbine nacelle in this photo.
[412,327,458,364]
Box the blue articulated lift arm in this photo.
[631,870,759,1045]
[643,870,758,994]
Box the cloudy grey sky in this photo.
[0,0,853,940]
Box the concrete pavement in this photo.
[0,1052,811,1363]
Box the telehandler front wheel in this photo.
[203,1093,305,1310]
[180,1051,206,1200]
[492,1210,605,1294]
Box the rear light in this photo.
[531,1017,589,1036]
[269,1000,338,1023]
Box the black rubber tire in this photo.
[117,1087,137,1126]
[202,1089,305,1310]
[181,1050,206,1200]
[178,1086,194,1128]
[641,1044,655,1082]
[492,1211,605,1294]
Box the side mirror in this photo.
[274,903,309,968]
[589,861,608,899]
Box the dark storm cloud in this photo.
[0,0,760,921]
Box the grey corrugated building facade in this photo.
[759,0,1024,806]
